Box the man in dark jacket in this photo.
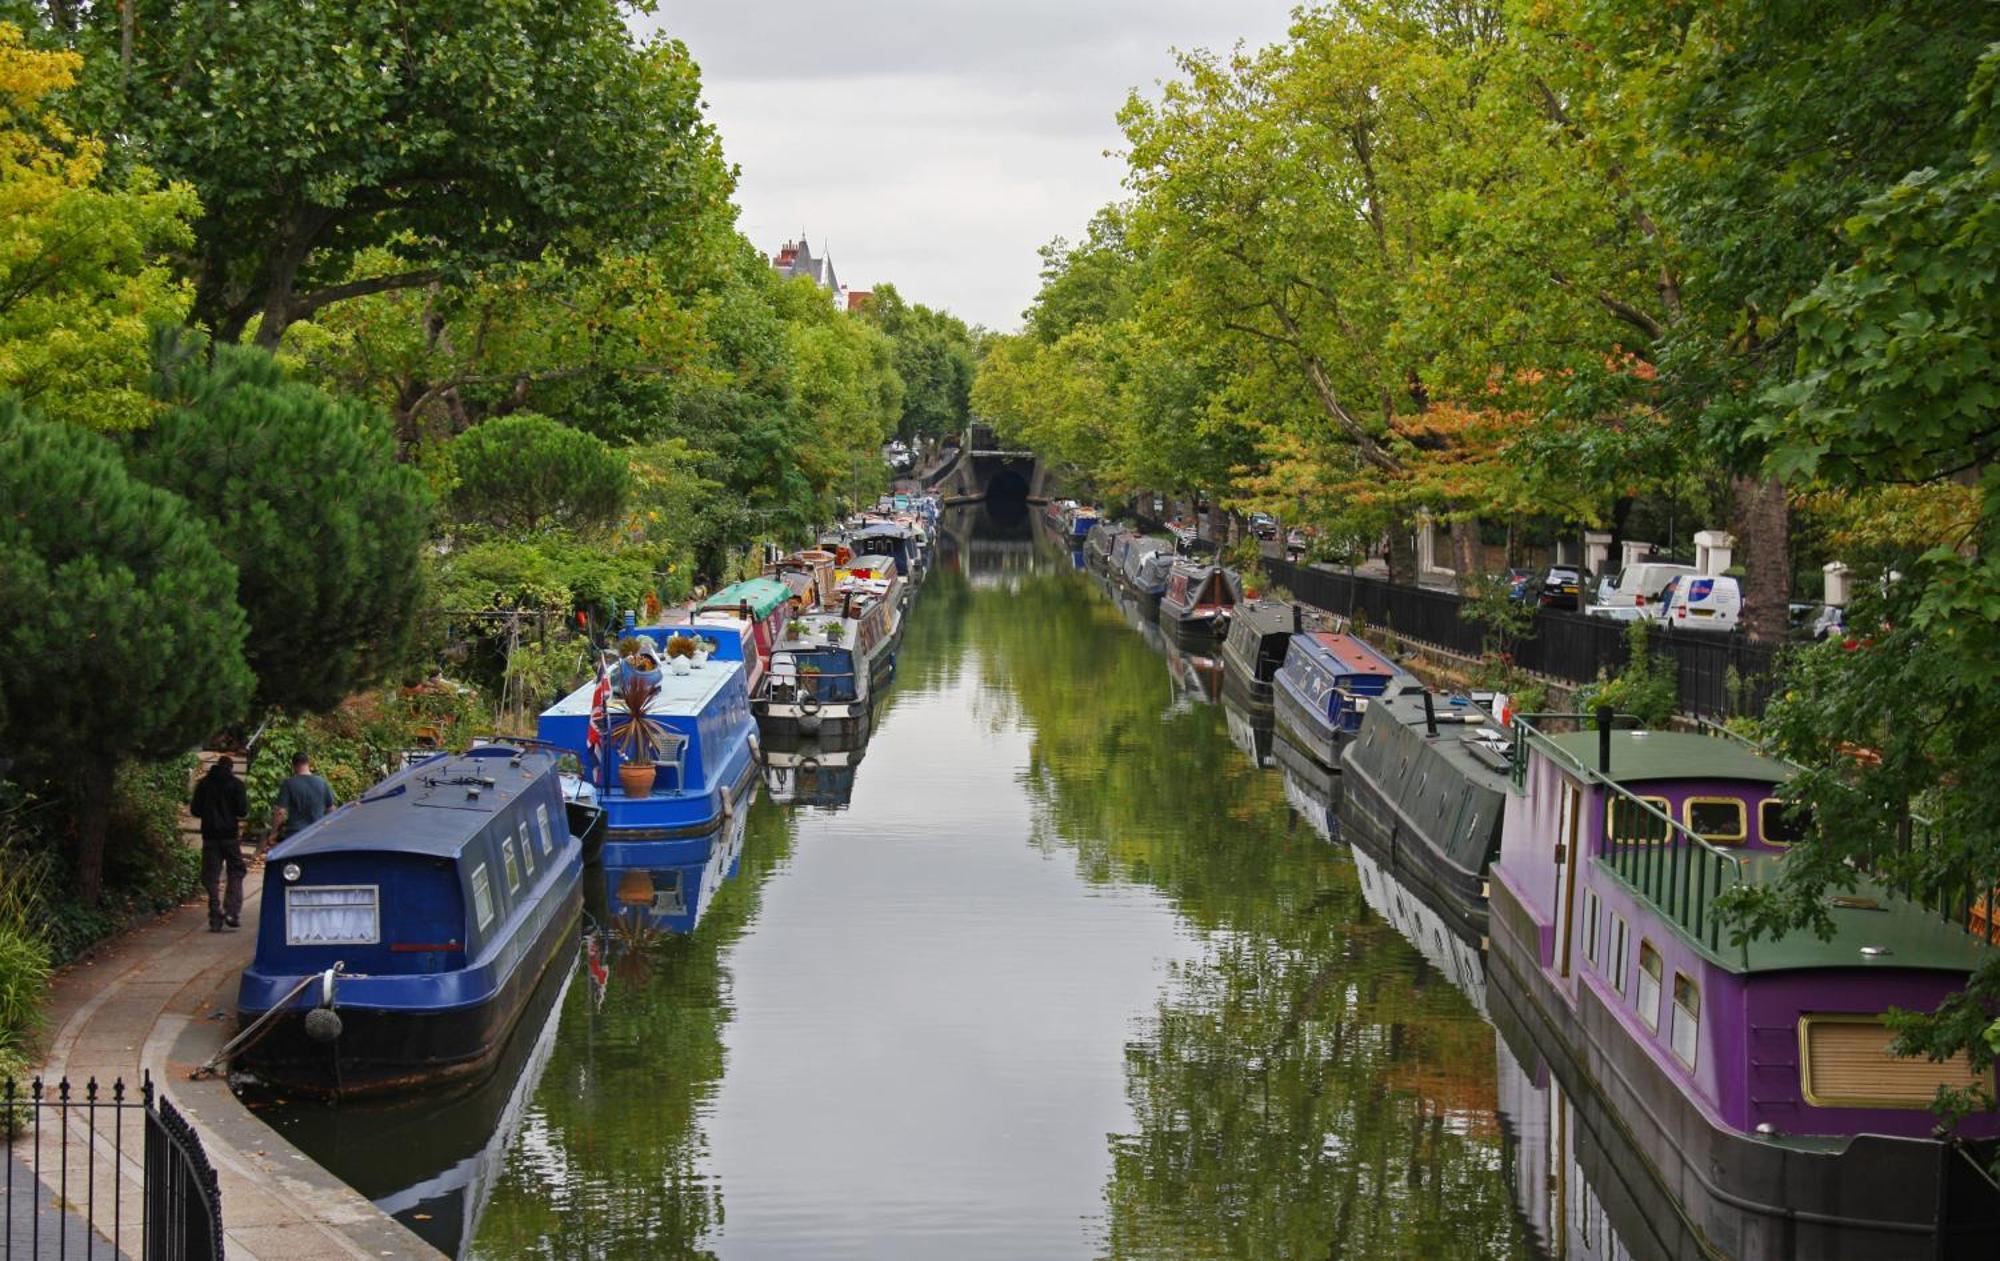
[190,757,251,932]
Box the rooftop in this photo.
[1296,631,1398,678]
[274,747,555,860]
[1544,729,1792,787]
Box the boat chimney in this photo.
[1596,706,1614,774]
[1423,690,1438,738]
[1293,603,1303,633]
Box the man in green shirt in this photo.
[265,751,337,850]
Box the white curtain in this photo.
[287,886,379,944]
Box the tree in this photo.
[1745,45,2000,1081]
[448,412,628,535]
[47,1,727,347]
[0,402,251,903]
[862,284,976,442]
[131,340,432,712]
[0,22,195,430]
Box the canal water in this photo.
[265,511,1655,1259]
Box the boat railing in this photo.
[1515,714,1751,962]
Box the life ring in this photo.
[799,692,822,715]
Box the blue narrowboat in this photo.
[1270,630,1417,768]
[537,624,761,869]
[236,746,592,1097]
[847,521,922,581]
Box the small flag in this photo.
[585,656,610,761]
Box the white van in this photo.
[1590,561,1698,621]
[1659,574,1741,633]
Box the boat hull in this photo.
[1271,672,1343,769]
[1158,604,1227,648]
[235,886,582,1099]
[1488,876,2000,1259]
[1337,744,1489,938]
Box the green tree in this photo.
[448,412,629,534]
[0,403,250,903]
[131,340,431,712]
[46,0,726,348]
[862,284,976,442]
[0,22,195,431]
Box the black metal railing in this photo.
[1263,557,1783,719]
[4,1073,223,1261]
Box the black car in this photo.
[1536,565,1587,611]
[1248,513,1279,541]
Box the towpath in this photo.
[24,874,442,1260]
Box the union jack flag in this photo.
[585,655,610,752]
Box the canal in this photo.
[263,511,1637,1260]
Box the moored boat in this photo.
[1218,598,1295,709]
[1338,688,1512,936]
[236,746,593,1097]
[1158,558,1236,646]
[538,627,760,861]
[752,556,902,739]
[1116,537,1175,612]
[691,576,796,696]
[1488,717,2000,1256]
[1271,630,1414,768]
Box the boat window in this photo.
[536,803,554,855]
[1760,798,1812,847]
[1583,888,1601,966]
[502,837,521,892]
[1799,1016,1988,1108]
[284,885,379,946]
[471,865,495,931]
[1683,797,1748,845]
[1638,941,1662,1031]
[1605,795,1672,845]
[1671,973,1700,1068]
[518,821,535,875]
[1609,915,1630,995]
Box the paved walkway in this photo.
[23,874,442,1260]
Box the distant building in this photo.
[771,234,869,310]
[846,289,873,313]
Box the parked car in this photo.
[1659,574,1742,633]
[1809,603,1847,641]
[1590,561,1698,622]
[1286,526,1315,559]
[1503,567,1535,602]
[1535,565,1588,611]
[1248,513,1279,541]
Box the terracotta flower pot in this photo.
[618,761,657,798]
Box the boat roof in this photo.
[1294,631,1398,678]
[273,747,555,860]
[850,522,911,540]
[1545,730,1792,786]
[1231,600,1295,638]
[544,653,739,720]
[1606,854,1994,974]
[698,577,791,620]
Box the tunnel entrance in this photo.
[985,468,1030,503]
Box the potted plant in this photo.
[693,636,719,667]
[664,633,698,675]
[825,620,846,644]
[608,676,670,797]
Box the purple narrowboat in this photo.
[1488,718,2000,1257]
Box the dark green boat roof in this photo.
[1599,853,1994,975]
[1545,729,1792,787]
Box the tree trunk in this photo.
[71,753,118,908]
[1732,474,1790,642]
[1208,497,1228,553]
[1450,518,1483,591]
[1385,521,1416,586]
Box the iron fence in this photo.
[4,1073,222,1261]
[1262,558,1784,719]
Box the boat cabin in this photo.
[1161,561,1236,619]
[694,578,794,693]
[1220,600,1296,697]
[1275,632,1412,737]
[1121,539,1174,595]
[848,523,917,577]
[1496,724,2000,1143]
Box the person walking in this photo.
[266,751,338,850]
[190,757,250,932]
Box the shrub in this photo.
[1579,620,1678,727]
[448,413,629,533]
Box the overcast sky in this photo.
[636,2,1301,331]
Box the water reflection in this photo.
[1274,728,1341,843]
[308,514,1579,1259]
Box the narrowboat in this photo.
[1158,559,1236,647]
[1272,631,1415,768]
[847,521,922,581]
[594,777,754,938]
[1084,521,1120,570]
[1338,688,1511,936]
[752,558,902,740]
[1117,538,1175,612]
[1218,599,1295,709]
[236,746,592,1097]
[691,577,795,696]
[1065,504,1098,543]
[1488,718,2000,1257]
[538,626,760,862]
